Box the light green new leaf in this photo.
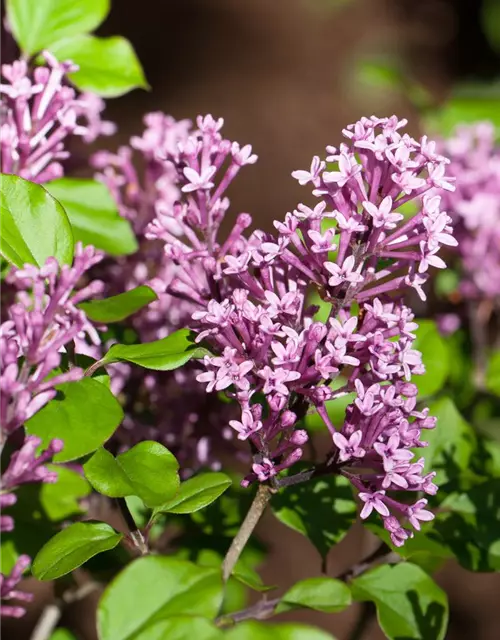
[97,556,223,640]
[49,630,77,640]
[45,179,138,256]
[32,521,122,580]
[26,378,123,462]
[131,617,222,640]
[486,351,500,397]
[6,0,109,55]
[413,320,450,398]
[153,472,231,515]
[100,329,209,371]
[84,442,179,508]
[78,286,157,324]
[351,563,449,640]
[277,577,351,614]
[0,174,73,268]
[48,35,148,97]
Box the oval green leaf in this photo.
[78,286,157,324]
[486,351,500,397]
[131,617,222,640]
[97,556,223,640]
[26,378,123,462]
[40,465,91,521]
[0,174,74,268]
[224,622,336,640]
[351,563,449,640]
[84,442,180,507]
[45,178,138,256]
[277,577,351,614]
[32,521,122,581]
[6,0,109,55]
[101,329,209,371]
[413,320,450,398]
[47,35,148,97]
[272,472,356,560]
[153,472,231,515]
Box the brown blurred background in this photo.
[4,0,500,638]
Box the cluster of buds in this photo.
[145,114,455,545]
[0,52,114,183]
[0,245,103,615]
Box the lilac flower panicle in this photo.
[0,53,114,182]
[141,113,455,545]
[0,556,33,618]
[437,122,500,299]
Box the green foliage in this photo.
[26,378,123,462]
[40,465,91,521]
[153,472,232,516]
[0,174,73,268]
[128,617,222,640]
[231,558,274,592]
[224,622,336,640]
[6,0,109,55]
[486,351,500,397]
[99,329,210,371]
[49,630,77,640]
[413,320,450,398]
[426,94,500,135]
[48,35,148,97]
[32,521,123,580]
[276,577,351,614]
[351,563,449,640]
[78,286,158,324]
[97,556,223,640]
[45,179,138,256]
[272,472,356,561]
[83,442,179,507]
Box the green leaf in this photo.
[423,397,477,486]
[26,378,123,462]
[83,442,180,508]
[272,472,356,560]
[224,622,336,640]
[49,630,77,640]
[40,465,91,521]
[0,174,73,268]
[32,521,123,580]
[48,35,148,97]
[45,179,137,256]
[413,320,450,398]
[153,472,231,516]
[78,286,157,324]
[277,577,351,614]
[426,96,500,135]
[486,351,500,397]
[100,329,209,371]
[131,617,222,640]
[6,0,109,55]
[97,556,223,640]
[231,559,274,593]
[351,563,449,640]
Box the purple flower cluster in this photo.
[144,114,454,545]
[0,245,103,615]
[437,122,500,299]
[0,53,114,182]
[90,114,240,470]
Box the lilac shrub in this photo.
[143,114,455,545]
[0,244,103,616]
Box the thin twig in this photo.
[221,484,273,582]
[347,601,375,640]
[30,583,98,640]
[116,497,149,555]
[216,542,399,628]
